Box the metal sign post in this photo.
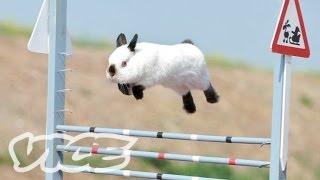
[269,0,310,178]
[270,55,292,180]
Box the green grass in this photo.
[234,168,269,180]
[315,165,320,179]
[0,21,113,50]
[0,21,251,66]
[206,54,250,70]
[141,159,231,178]
[64,153,115,167]
[79,87,93,98]
[0,152,13,165]
[141,159,268,180]
[299,94,313,108]
[0,151,27,167]
[309,71,320,78]
[0,21,32,37]
[73,38,113,50]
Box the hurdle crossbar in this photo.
[56,125,271,145]
[63,165,222,180]
[56,145,270,168]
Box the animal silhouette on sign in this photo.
[282,20,291,43]
[106,34,220,114]
[289,26,301,46]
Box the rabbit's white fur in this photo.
[107,42,211,95]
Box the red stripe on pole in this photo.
[91,144,99,154]
[228,158,236,165]
[158,152,165,160]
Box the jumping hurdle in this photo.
[26,0,311,179]
[56,125,271,145]
[56,145,270,168]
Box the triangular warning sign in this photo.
[271,0,310,58]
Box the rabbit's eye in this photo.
[121,61,127,67]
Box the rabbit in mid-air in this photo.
[106,33,219,113]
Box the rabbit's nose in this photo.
[108,64,116,77]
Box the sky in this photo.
[0,0,319,71]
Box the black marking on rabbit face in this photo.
[108,64,116,77]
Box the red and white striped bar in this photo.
[56,125,270,145]
[56,145,270,168]
[63,165,222,180]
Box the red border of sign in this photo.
[271,0,310,58]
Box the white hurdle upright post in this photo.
[269,55,292,180]
[45,0,67,180]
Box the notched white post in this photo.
[45,0,67,180]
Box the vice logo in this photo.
[8,132,138,173]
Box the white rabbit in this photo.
[106,33,219,113]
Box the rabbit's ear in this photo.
[116,33,127,47]
[128,34,138,51]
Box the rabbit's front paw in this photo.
[118,83,131,95]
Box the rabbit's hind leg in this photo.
[204,83,220,103]
[132,85,145,100]
[182,91,196,113]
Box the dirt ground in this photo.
[0,36,319,180]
